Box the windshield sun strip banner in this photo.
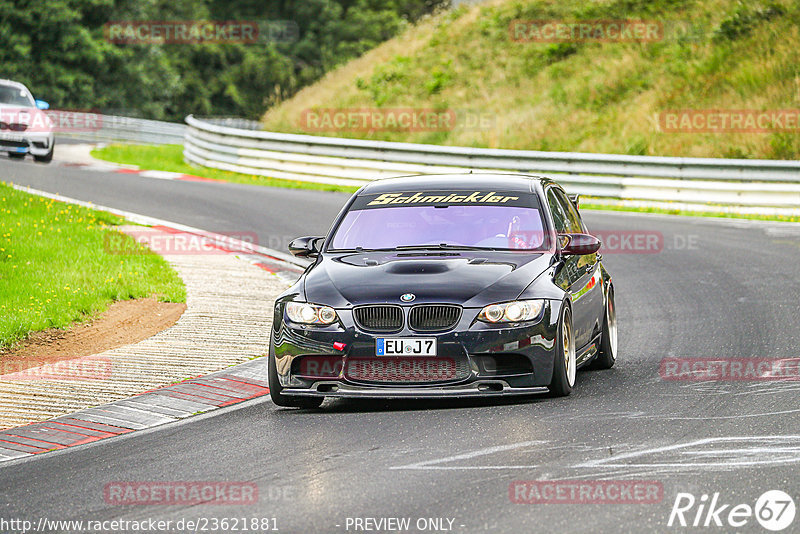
[351,191,534,209]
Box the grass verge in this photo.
[580,200,800,223]
[0,181,186,349]
[91,144,359,193]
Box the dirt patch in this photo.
[1,298,186,373]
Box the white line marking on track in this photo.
[575,436,800,470]
[138,170,186,180]
[390,440,546,470]
[390,436,800,473]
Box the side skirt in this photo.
[575,334,601,369]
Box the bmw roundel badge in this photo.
[400,293,416,302]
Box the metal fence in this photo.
[183,115,800,212]
[55,112,185,145]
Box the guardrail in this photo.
[55,112,185,145]
[184,115,800,213]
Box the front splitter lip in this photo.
[281,380,549,399]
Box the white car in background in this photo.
[0,79,54,163]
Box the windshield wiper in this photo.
[394,244,497,251]
[327,247,396,253]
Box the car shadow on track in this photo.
[271,394,555,415]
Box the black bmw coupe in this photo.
[269,174,616,407]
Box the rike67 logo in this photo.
[668,490,796,531]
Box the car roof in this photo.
[358,173,553,194]
[0,79,30,90]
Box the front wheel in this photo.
[548,303,576,397]
[268,346,323,409]
[34,144,54,163]
[591,286,617,370]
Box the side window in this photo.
[546,189,569,233]
[553,188,584,233]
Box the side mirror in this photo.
[35,100,49,110]
[560,233,601,256]
[288,236,324,258]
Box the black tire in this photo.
[591,286,617,370]
[8,152,25,159]
[548,303,575,397]
[34,145,54,163]
[268,345,324,409]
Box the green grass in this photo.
[91,144,359,194]
[581,200,800,223]
[0,182,186,349]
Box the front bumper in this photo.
[0,131,54,156]
[271,300,562,398]
[282,381,549,398]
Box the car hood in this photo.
[303,252,552,308]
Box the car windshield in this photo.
[329,192,549,251]
[0,84,34,107]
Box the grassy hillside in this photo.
[262,0,800,159]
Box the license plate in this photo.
[376,338,436,356]
[0,134,24,143]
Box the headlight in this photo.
[478,300,544,323]
[285,302,338,325]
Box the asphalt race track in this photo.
[2,155,800,533]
